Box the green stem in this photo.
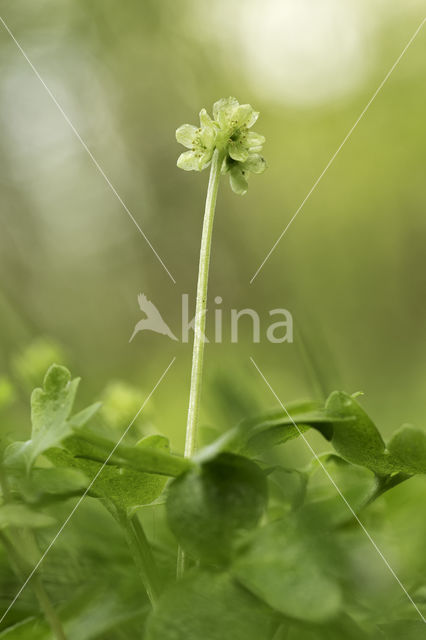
[184,148,224,459]
[118,510,160,607]
[178,149,224,578]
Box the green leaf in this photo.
[145,570,278,640]
[235,402,348,456]
[69,403,102,428]
[195,401,348,462]
[167,453,267,564]
[11,467,89,504]
[30,365,79,457]
[387,424,426,474]
[325,391,391,474]
[0,504,55,530]
[68,427,191,477]
[4,365,100,471]
[137,434,169,451]
[304,454,374,526]
[268,465,308,512]
[233,519,342,623]
[46,435,170,513]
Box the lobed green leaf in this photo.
[325,391,392,474]
[45,435,171,513]
[4,365,100,472]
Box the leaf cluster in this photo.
[1,366,425,639]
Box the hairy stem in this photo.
[178,149,224,578]
[184,148,224,459]
[118,510,160,606]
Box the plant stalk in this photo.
[178,149,224,578]
[118,510,160,607]
[184,148,224,459]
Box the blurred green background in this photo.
[0,0,425,454]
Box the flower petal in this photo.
[245,110,259,128]
[233,104,258,129]
[228,141,249,162]
[246,131,265,148]
[199,149,213,170]
[244,154,266,174]
[199,108,213,128]
[199,125,216,149]
[177,150,201,171]
[213,97,239,127]
[229,167,248,195]
[176,124,198,149]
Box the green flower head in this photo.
[176,97,266,195]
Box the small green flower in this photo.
[176,97,266,195]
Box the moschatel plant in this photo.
[0,99,425,640]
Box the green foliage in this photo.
[167,453,267,564]
[0,504,55,530]
[66,428,191,477]
[387,424,426,474]
[325,391,390,473]
[4,365,100,472]
[238,404,340,455]
[9,467,89,505]
[1,364,425,638]
[145,570,278,640]
[46,435,169,515]
[233,518,341,622]
[0,585,147,639]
